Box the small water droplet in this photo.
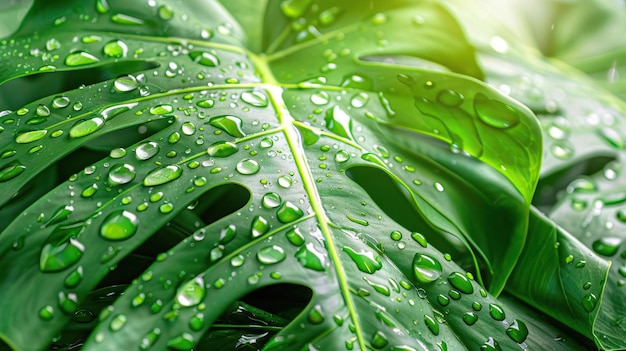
[343,247,382,273]
[58,291,78,314]
[506,319,529,343]
[251,216,269,237]
[463,312,478,326]
[108,163,136,185]
[310,91,330,105]
[474,93,520,129]
[413,253,442,284]
[235,159,260,175]
[39,305,55,321]
[550,141,574,159]
[295,243,326,271]
[110,314,127,331]
[135,141,160,160]
[16,129,47,144]
[149,104,174,115]
[488,304,506,321]
[65,51,99,66]
[277,175,293,188]
[277,201,304,223]
[447,272,474,294]
[100,210,139,240]
[262,192,282,208]
[143,165,183,186]
[189,51,220,67]
[582,293,598,312]
[257,245,286,265]
[592,237,622,256]
[207,141,238,157]
[110,13,145,25]
[40,237,85,272]
[241,91,268,107]
[307,304,325,324]
[114,75,138,92]
[166,333,195,351]
[208,115,246,138]
[424,314,439,335]
[480,337,502,351]
[437,89,464,107]
[176,276,206,307]
[157,5,174,20]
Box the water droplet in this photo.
[58,291,78,314]
[114,75,138,92]
[277,201,304,223]
[140,328,161,349]
[474,93,520,129]
[447,272,474,294]
[437,89,464,107]
[592,237,622,256]
[149,104,174,115]
[598,127,625,149]
[166,333,195,351]
[189,51,220,67]
[257,245,286,265]
[262,192,282,208]
[307,304,324,324]
[371,331,388,349]
[176,276,206,307]
[65,51,99,66]
[325,106,353,140]
[143,165,183,186]
[235,159,260,175]
[437,294,450,306]
[463,312,478,326]
[208,115,246,138]
[296,243,326,271]
[36,104,50,117]
[197,99,215,108]
[277,175,293,188]
[343,247,382,273]
[318,6,341,25]
[102,39,128,58]
[181,121,196,136]
[259,137,273,149]
[16,130,47,144]
[286,227,305,246]
[207,141,238,157]
[135,141,160,160]
[413,253,442,284]
[582,293,597,312]
[39,306,54,320]
[310,91,330,105]
[110,314,127,331]
[550,141,574,159]
[346,214,368,226]
[69,117,104,138]
[64,266,83,288]
[241,91,268,107]
[108,163,136,185]
[110,13,145,25]
[506,319,528,343]
[157,5,174,20]
[110,148,127,159]
[100,210,139,240]
[488,304,506,321]
[40,237,85,272]
[189,313,204,331]
[371,12,387,25]
[251,216,270,238]
[81,183,99,198]
[480,337,502,351]
[334,150,350,163]
[424,314,439,336]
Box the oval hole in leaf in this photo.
[0,61,159,110]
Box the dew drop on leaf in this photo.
[140,328,161,349]
[135,141,160,160]
[65,51,100,66]
[166,333,195,351]
[157,5,174,20]
[343,247,382,273]
[257,245,286,265]
[506,319,529,343]
[113,75,138,92]
[341,74,373,90]
[235,159,260,175]
[251,216,270,238]
[295,243,326,271]
[437,294,450,306]
[69,117,105,138]
[310,91,330,106]
[0,161,25,182]
[189,313,204,331]
[108,163,136,185]
[208,115,246,137]
[262,192,282,208]
[350,92,369,108]
[474,93,520,129]
[100,210,139,240]
[39,306,54,321]
[463,312,478,326]
[307,304,324,324]
[597,127,625,149]
[176,276,206,307]
[64,266,83,288]
[52,96,70,109]
[447,272,474,294]
[189,51,220,67]
[277,201,304,223]
[103,39,128,58]
[413,253,442,284]
[480,337,502,351]
[286,227,305,246]
[550,141,574,159]
[143,165,183,186]
[591,237,622,256]
[207,141,238,157]
[437,89,464,107]
[582,293,598,312]
[241,91,269,107]
[40,238,85,272]
[424,314,439,336]
[15,130,47,144]
[109,314,127,332]
[58,291,78,314]
[197,99,215,108]
[149,104,174,115]
[36,104,51,117]
[488,303,506,321]
[81,183,98,198]
[325,106,354,140]
[110,13,145,26]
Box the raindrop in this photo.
[325,106,353,140]
[135,141,160,160]
[65,51,100,66]
[463,312,478,326]
[69,117,105,138]
[114,75,138,92]
[307,304,324,324]
[58,291,78,314]
[257,245,286,265]
[437,294,450,306]
[143,165,183,186]
[437,90,464,107]
[480,337,502,351]
[40,237,85,272]
[110,148,127,158]
[181,121,196,135]
[488,304,506,321]
[189,51,220,67]
[166,333,194,351]
[550,141,574,159]
[73,309,95,323]
[259,137,273,149]
[16,130,47,144]
[295,243,326,271]
[506,319,529,343]
[52,96,70,109]
[592,237,622,256]
[262,192,282,208]
[207,141,238,157]
[176,276,206,307]
[36,104,51,117]
[110,13,145,25]
[371,331,388,349]
[197,99,215,108]
[277,201,304,223]
[236,158,262,175]
[582,293,597,312]
[350,92,369,108]
[208,115,246,138]
[447,272,474,294]
[149,104,174,115]
[474,93,520,129]
[241,91,269,107]
[110,314,127,331]
[413,253,442,284]
[108,163,136,185]
[343,247,382,273]
[277,175,293,188]
[100,210,139,240]
[335,150,350,162]
[286,227,305,246]
[310,91,330,105]
[64,266,83,288]
[318,7,341,25]
[598,127,625,149]
[424,314,439,336]
[231,255,245,267]
[81,183,99,197]
[157,5,174,20]
[39,306,54,321]
[189,313,204,331]
[251,216,270,237]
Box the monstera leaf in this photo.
[0,0,617,351]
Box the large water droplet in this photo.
[447,272,474,294]
[16,130,47,144]
[295,243,326,271]
[58,291,79,314]
[110,314,127,331]
[424,314,439,336]
[135,141,160,160]
[108,163,136,185]
[176,276,206,307]
[100,210,139,240]
[480,337,502,351]
[310,91,330,105]
[189,51,220,67]
[65,51,100,66]
[64,266,84,288]
[286,227,305,246]
[437,89,464,107]
[208,115,246,138]
[325,106,353,140]
[276,201,304,223]
[236,159,260,175]
[149,104,174,115]
[592,237,622,256]
[207,141,238,157]
[103,39,128,58]
[413,253,442,284]
[488,304,506,321]
[262,192,282,208]
[241,91,268,107]
[157,5,174,20]
[280,0,311,18]
[257,245,286,265]
[506,319,528,343]
[166,333,195,351]
[474,93,520,129]
[143,165,183,186]
[69,117,104,138]
[463,312,478,326]
[40,238,85,272]
[114,75,138,92]
[582,293,597,312]
[0,161,26,181]
[251,216,269,238]
[343,247,382,273]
